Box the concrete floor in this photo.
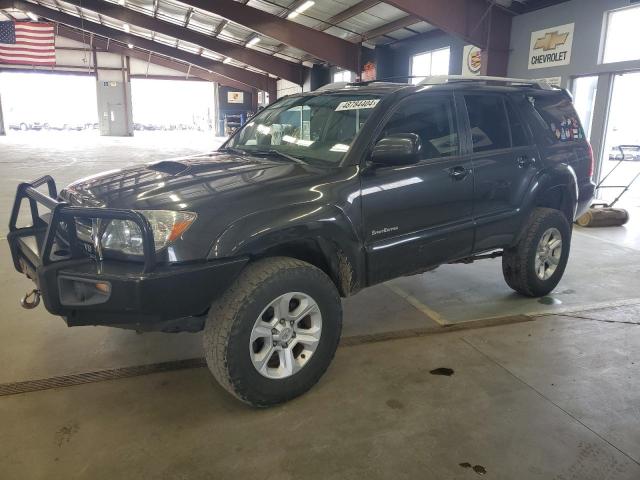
[1,132,640,479]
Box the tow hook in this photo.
[20,289,41,309]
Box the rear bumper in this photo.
[576,180,596,219]
[10,231,247,329]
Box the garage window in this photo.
[602,5,640,64]
[410,47,450,85]
[333,70,354,83]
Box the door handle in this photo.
[517,155,535,168]
[449,166,469,180]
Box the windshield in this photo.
[226,93,384,164]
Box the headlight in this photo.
[100,210,197,256]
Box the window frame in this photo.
[365,92,463,165]
[601,4,640,65]
[409,47,451,84]
[504,95,534,148]
[461,93,520,155]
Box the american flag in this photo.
[0,21,56,66]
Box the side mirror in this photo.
[371,133,422,165]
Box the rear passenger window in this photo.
[464,96,510,152]
[527,94,585,143]
[505,99,529,147]
[382,95,459,159]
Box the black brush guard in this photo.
[7,176,247,331]
[8,175,156,273]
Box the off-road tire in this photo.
[502,207,571,297]
[203,257,342,407]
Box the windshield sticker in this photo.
[335,99,380,111]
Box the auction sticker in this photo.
[335,99,380,111]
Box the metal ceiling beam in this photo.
[1,0,274,91]
[56,25,220,84]
[318,0,380,29]
[46,0,305,83]
[382,0,512,75]
[278,0,309,18]
[349,15,420,42]
[176,0,360,72]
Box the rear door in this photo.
[362,93,475,284]
[461,93,539,252]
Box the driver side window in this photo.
[381,95,459,159]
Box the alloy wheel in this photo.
[249,292,322,379]
[535,227,563,280]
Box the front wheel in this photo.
[502,207,571,297]
[203,257,342,407]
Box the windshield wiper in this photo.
[218,146,248,155]
[251,149,306,165]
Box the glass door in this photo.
[600,71,640,207]
[572,75,598,141]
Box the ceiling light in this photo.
[123,23,130,33]
[287,1,314,19]
[247,37,260,46]
[128,43,134,49]
[26,11,38,21]
[223,57,232,64]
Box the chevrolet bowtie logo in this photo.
[534,31,569,51]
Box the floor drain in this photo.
[0,358,206,397]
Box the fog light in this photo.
[95,282,111,294]
[58,276,112,306]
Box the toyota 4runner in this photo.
[8,76,595,406]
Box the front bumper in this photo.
[8,176,247,330]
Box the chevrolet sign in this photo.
[528,23,574,70]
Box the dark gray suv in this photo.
[9,76,595,406]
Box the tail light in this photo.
[587,142,594,179]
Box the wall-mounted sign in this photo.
[361,61,376,82]
[462,45,482,76]
[536,76,562,88]
[227,91,244,103]
[528,23,574,70]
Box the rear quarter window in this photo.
[526,94,585,144]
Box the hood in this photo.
[60,151,338,260]
[62,151,322,211]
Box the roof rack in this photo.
[417,75,560,90]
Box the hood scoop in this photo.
[148,160,190,176]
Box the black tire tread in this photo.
[502,207,568,297]
[203,257,340,406]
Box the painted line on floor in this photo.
[341,314,531,347]
[529,297,640,318]
[384,283,449,326]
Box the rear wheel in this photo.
[502,208,571,297]
[203,257,342,407]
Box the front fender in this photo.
[208,203,365,294]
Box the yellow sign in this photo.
[534,31,569,51]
